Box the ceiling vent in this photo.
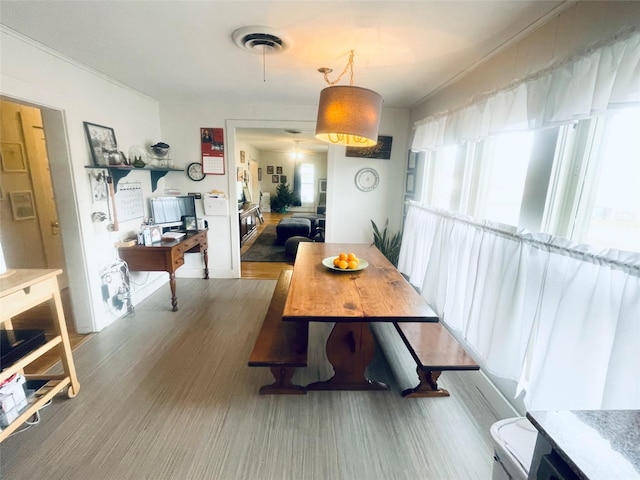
[232,26,291,54]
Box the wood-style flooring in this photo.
[1,276,500,480]
[241,211,293,279]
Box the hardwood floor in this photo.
[1,277,500,480]
[241,211,294,279]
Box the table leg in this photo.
[169,272,178,311]
[203,247,209,279]
[307,322,388,391]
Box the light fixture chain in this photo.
[324,50,355,86]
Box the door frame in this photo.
[2,95,94,333]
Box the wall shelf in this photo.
[85,166,184,192]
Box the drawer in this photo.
[1,277,57,321]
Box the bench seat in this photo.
[248,269,308,394]
[371,321,479,397]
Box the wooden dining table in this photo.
[282,242,438,391]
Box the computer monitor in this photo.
[149,196,197,231]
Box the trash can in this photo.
[490,417,538,480]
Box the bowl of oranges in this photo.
[322,252,369,272]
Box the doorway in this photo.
[0,98,89,346]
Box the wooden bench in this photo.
[370,321,479,397]
[248,269,308,394]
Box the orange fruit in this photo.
[347,260,359,269]
[333,257,341,266]
[347,253,358,262]
[337,260,349,269]
[338,252,348,261]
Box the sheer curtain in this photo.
[399,204,640,410]
[413,28,640,150]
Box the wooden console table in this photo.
[118,229,209,312]
[0,269,80,442]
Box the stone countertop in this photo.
[526,410,640,479]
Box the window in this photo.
[471,132,534,226]
[570,108,640,252]
[300,163,314,205]
[414,108,639,254]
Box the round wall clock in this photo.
[355,167,380,192]
[187,162,206,181]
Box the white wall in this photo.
[0,27,163,332]
[326,108,410,244]
[411,1,640,124]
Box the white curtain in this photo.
[413,28,640,150]
[399,204,640,410]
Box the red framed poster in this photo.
[201,127,225,174]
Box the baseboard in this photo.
[471,370,522,419]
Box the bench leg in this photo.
[401,367,450,398]
[259,367,307,395]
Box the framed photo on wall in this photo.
[83,121,119,166]
[258,168,262,181]
[319,179,327,193]
[280,175,287,183]
[272,174,279,183]
[9,190,36,220]
[276,166,283,174]
[267,165,274,174]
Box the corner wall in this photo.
[1,27,163,332]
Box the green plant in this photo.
[270,183,298,212]
[371,219,402,267]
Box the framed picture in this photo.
[182,215,197,232]
[346,135,393,159]
[1,142,26,172]
[240,150,246,163]
[272,174,279,183]
[267,165,274,174]
[406,173,415,194]
[276,166,283,174]
[83,121,119,167]
[258,167,262,181]
[9,190,36,220]
[319,179,327,193]
[280,175,287,184]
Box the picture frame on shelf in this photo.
[83,121,119,167]
[182,215,197,232]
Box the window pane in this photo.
[431,146,457,209]
[300,164,314,204]
[479,132,533,225]
[582,109,640,252]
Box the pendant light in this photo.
[315,50,383,147]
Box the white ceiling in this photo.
[0,0,567,152]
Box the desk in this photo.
[282,243,438,390]
[118,230,208,312]
[0,269,80,441]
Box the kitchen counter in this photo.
[526,410,640,479]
